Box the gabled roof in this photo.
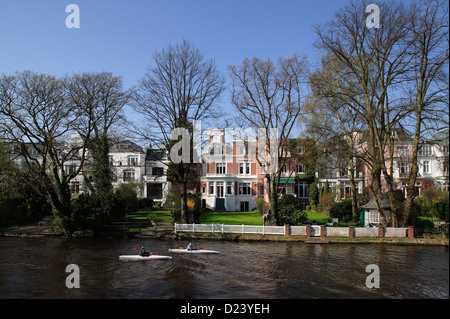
[110,140,143,153]
[360,199,391,209]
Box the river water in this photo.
[0,237,448,299]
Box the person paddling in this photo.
[186,242,194,251]
[139,246,151,256]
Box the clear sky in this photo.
[0,0,352,125]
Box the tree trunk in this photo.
[180,182,188,224]
[270,178,280,225]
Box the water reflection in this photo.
[0,237,447,299]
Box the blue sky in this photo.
[0,0,351,124]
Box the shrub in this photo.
[115,183,138,213]
[413,217,435,233]
[279,205,307,225]
[256,197,269,214]
[435,201,449,222]
[277,194,307,225]
[278,194,303,211]
[329,199,353,223]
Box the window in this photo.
[281,164,287,174]
[227,182,233,195]
[128,156,139,166]
[399,162,409,176]
[259,185,264,196]
[216,163,226,174]
[152,167,164,176]
[295,181,308,198]
[147,183,162,199]
[260,163,266,174]
[338,163,347,177]
[240,144,249,155]
[368,211,379,225]
[423,160,430,173]
[123,170,135,181]
[238,182,251,195]
[240,201,249,212]
[397,147,408,157]
[296,164,305,174]
[443,146,449,154]
[419,145,432,156]
[65,165,77,175]
[70,181,80,194]
[216,182,224,198]
[239,162,250,175]
[209,182,214,195]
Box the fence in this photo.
[174,223,413,238]
[175,223,286,235]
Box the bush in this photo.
[435,201,449,222]
[278,194,303,211]
[277,194,307,225]
[256,197,269,214]
[329,199,353,223]
[279,205,307,225]
[413,217,435,233]
[115,183,138,213]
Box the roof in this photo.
[110,140,143,153]
[360,199,391,210]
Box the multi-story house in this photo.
[200,129,317,211]
[143,144,170,204]
[7,131,170,204]
[200,128,260,211]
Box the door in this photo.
[240,201,249,212]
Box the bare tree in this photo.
[132,40,225,223]
[401,0,449,226]
[314,0,416,226]
[0,71,89,235]
[308,54,367,222]
[228,54,309,225]
[66,72,130,198]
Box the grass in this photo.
[304,210,330,225]
[120,209,330,231]
[125,210,172,224]
[199,211,263,225]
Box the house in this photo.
[200,128,259,211]
[6,131,170,203]
[143,144,169,205]
[360,199,391,227]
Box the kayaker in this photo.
[186,242,194,251]
[139,246,151,256]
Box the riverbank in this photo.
[1,223,448,247]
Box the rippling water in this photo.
[0,237,448,299]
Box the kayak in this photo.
[119,255,173,261]
[168,248,219,254]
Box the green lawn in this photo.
[199,211,263,225]
[124,209,329,227]
[125,210,172,224]
[304,210,330,225]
